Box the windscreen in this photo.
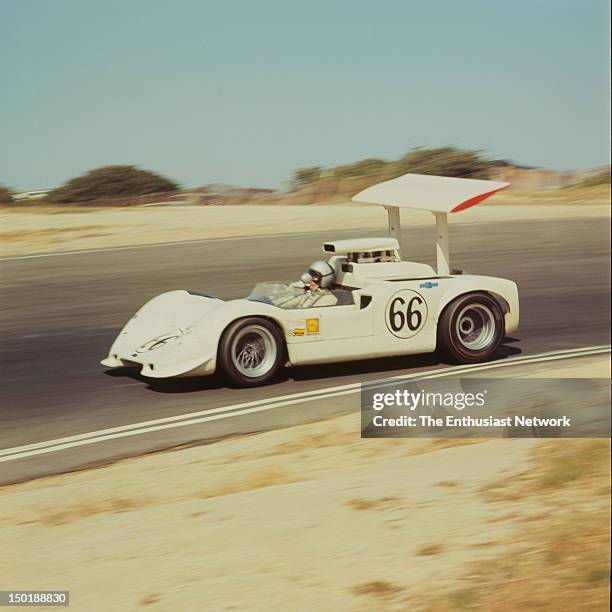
[247,282,353,309]
[247,282,305,308]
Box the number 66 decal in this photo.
[385,289,428,338]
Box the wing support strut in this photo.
[384,206,450,276]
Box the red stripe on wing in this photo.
[451,185,509,213]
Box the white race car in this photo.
[101,173,519,386]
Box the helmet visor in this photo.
[300,272,313,285]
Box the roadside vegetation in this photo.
[0,184,13,204]
[291,146,494,191]
[2,402,610,610]
[46,165,179,204]
[4,151,609,208]
[565,168,611,189]
[419,439,611,611]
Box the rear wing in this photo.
[352,173,509,275]
[352,173,509,213]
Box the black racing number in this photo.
[389,296,405,332]
[388,295,425,333]
[407,296,423,330]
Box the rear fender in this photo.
[435,275,519,334]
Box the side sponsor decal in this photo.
[288,318,320,337]
[306,318,320,335]
[385,289,428,339]
[289,321,305,336]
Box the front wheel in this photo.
[218,318,285,386]
[437,293,505,363]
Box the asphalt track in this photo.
[1,216,610,483]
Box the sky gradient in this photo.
[2,0,610,190]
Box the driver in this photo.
[281,260,338,308]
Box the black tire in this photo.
[218,317,285,387]
[437,292,505,363]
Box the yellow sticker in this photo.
[292,328,305,336]
[306,318,320,335]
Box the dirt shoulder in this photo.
[1,201,609,257]
[1,356,609,611]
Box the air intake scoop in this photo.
[323,237,400,254]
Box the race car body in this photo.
[102,173,518,386]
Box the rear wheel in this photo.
[438,293,505,363]
[218,318,284,386]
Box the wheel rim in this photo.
[230,325,277,378]
[455,304,497,351]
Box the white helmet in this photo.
[308,260,335,288]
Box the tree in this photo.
[393,146,493,179]
[333,158,389,178]
[291,166,322,190]
[48,165,179,203]
[0,184,13,204]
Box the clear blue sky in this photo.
[1,0,610,190]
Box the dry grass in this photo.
[139,593,162,606]
[35,496,151,526]
[0,205,103,214]
[494,183,611,206]
[21,464,303,527]
[434,480,459,488]
[269,425,357,455]
[419,440,611,611]
[427,438,484,450]
[0,225,104,241]
[416,543,444,556]
[1,199,607,258]
[346,496,401,511]
[481,439,610,502]
[423,508,610,611]
[534,439,610,490]
[197,464,303,499]
[351,580,405,599]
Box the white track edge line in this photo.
[1,345,609,462]
[1,345,608,458]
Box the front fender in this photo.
[102,293,289,378]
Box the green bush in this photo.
[48,165,179,203]
[291,166,323,190]
[392,146,493,179]
[333,158,390,178]
[290,146,494,192]
[0,184,13,204]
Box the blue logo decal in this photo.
[419,282,439,289]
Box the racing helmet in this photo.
[300,272,313,286]
[308,260,335,289]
